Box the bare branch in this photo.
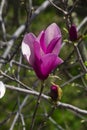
[0,0,52,68]
[6,84,87,116]
[58,102,87,115]
[61,72,85,87]
[48,0,67,14]
[77,16,87,31]
[9,95,29,130]
[0,0,7,40]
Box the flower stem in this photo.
[30,80,45,130]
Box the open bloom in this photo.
[22,23,63,80]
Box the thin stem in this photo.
[68,0,79,15]
[30,80,45,130]
[20,114,26,130]
[38,106,56,130]
[74,44,87,72]
[0,70,33,90]
[49,117,64,130]
[61,72,85,87]
[11,60,33,70]
[10,95,29,130]
[48,0,67,15]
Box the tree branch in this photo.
[6,84,87,116]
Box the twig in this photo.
[9,95,29,130]
[68,0,79,15]
[0,0,52,68]
[38,106,56,130]
[48,0,67,15]
[0,70,33,90]
[30,0,52,21]
[5,84,87,116]
[0,24,25,68]
[81,77,87,89]
[49,117,65,130]
[0,0,5,15]
[58,102,87,115]
[20,114,26,130]
[5,84,48,100]
[0,41,7,47]
[25,0,31,31]
[77,16,87,31]
[10,60,33,70]
[30,81,45,130]
[1,24,25,61]
[0,112,16,126]
[61,72,85,87]
[0,0,7,40]
[74,44,87,72]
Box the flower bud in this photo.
[49,83,62,101]
[69,24,78,41]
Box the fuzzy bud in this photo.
[49,83,62,101]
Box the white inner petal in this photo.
[22,42,31,61]
[0,81,6,98]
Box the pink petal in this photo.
[46,37,61,54]
[33,61,45,80]
[37,30,44,42]
[34,40,41,60]
[21,33,36,65]
[52,37,62,55]
[33,54,63,80]
[44,23,61,46]
[41,54,63,77]
[39,32,46,53]
[32,46,45,79]
[37,30,47,53]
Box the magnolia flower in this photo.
[0,81,6,98]
[22,23,63,80]
[69,24,78,41]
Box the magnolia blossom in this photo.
[22,23,63,80]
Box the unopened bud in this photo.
[49,83,62,101]
[69,24,78,41]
